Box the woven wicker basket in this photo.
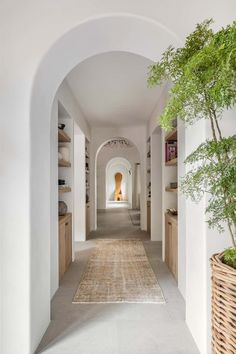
[211,252,236,354]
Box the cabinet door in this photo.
[168,220,173,272]
[165,215,170,266]
[172,222,178,280]
[59,222,66,280]
[65,216,72,269]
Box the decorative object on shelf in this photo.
[58,179,65,185]
[148,19,236,353]
[104,137,132,148]
[165,140,177,162]
[59,146,70,162]
[58,201,68,216]
[86,194,89,204]
[166,208,178,216]
[58,123,65,130]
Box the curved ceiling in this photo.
[66,51,163,127]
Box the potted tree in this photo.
[148,19,236,353]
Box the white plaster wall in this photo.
[185,120,207,353]
[134,163,141,209]
[151,129,162,241]
[1,3,236,353]
[97,146,139,209]
[185,109,236,354]
[50,98,59,298]
[178,120,186,299]
[74,130,86,242]
[91,126,146,231]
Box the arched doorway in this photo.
[2,3,236,353]
[95,136,142,228]
[2,14,181,353]
[106,157,132,208]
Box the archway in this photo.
[2,14,180,353]
[2,2,236,352]
[95,136,142,228]
[106,157,132,208]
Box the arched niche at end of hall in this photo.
[105,157,132,208]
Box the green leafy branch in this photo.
[148,19,236,252]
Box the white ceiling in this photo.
[66,52,163,127]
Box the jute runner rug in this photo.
[73,239,165,304]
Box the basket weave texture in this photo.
[211,252,236,354]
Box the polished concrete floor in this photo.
[36,209,199,354]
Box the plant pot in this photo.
[211,252,236,353]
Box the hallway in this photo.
[37,209,199,354]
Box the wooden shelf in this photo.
[165,127,177,142]
[58,159,71,167]
[165,187,178,193]
[165,157,177,166]
[59,187,71,193]
[58,129,71,143]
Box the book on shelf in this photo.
[165,140,177,162]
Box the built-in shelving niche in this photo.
[58,102,73,208]
[146,136,151,234]
[85,138,90,237]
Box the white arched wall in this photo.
[3,5,236,354]
[106,157,132,206]
[0,15,181,354]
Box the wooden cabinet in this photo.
[165,213,178,281]
[59,213,72,280]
